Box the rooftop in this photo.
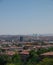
[20,50,29,55]
[41,52,53,56]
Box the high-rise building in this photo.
[20,36,23,42]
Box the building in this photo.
[41,52,53,58]
[20,36,23,42]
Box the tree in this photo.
[48,47,53,52]
[6,63,15,65]
[0,54,11,65]
[37,58,53,65]
[26,50,39,65]
[6,53,22,65]
[37,48,48,55]
[12,53,22,65]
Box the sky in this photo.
[0,0,53,35]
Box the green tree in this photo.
[37,48,48,55]
[12,53,22,65]
[6,63,22,65]
[37,58,53,65]
[0,54,12,65]
[48,47,53,52]
[26,50,39,65]
[6,63,15,65]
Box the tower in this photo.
[20,36,23,42]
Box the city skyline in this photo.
[0,0,53,35]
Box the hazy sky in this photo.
[0,0,53,35]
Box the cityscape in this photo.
[0,0,53,65]
[0,34,53,65]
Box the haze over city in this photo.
[0,0,53,35]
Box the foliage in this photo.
[0,47,53,65]
[48,47,53,52]
[12,53,22,65]
[6,63,15,65]
[37,48,48,55]
[26,50,39,65]
[0,54,11,65]
[37,58,53,65]
[6,63,22,65]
